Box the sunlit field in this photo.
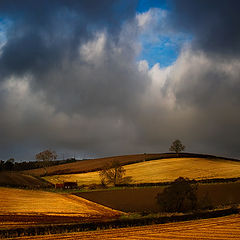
[5,214,240,240]
[23,153,166,177]
[44,157,240,185]
[0,187,121,230]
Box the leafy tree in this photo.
[35,149,57,176]
[169,139,185,156]
[156,177,198,212]
[4,158,15,171]
[99,160,131,186]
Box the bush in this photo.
[156,177,198,213]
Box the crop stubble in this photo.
[0,187,121,230]
[45,157,240,185]
[5,214,240,239]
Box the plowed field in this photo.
[5,214,240,239]
[76,181,240,212]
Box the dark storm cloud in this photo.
[1,1,240,161]
[157,0,240,159]
[168,0,240,56]
[0,0,138,78]
[0,0,143,115]
[0,0,146,160]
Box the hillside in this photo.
[22,152,239,177]
[0,187,122,230]
[0,171,52,188]
[44,157,240,186]
[21,153,170,177]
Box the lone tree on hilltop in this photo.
[35,149,57,176]
[169,139,185,156]
[99,160,132,187]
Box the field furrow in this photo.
[5,214,240,240]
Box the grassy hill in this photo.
[22,152,239,177]
[44,157,240,186]
[0,171,52,188]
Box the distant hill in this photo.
[0,171,52,188]
[22,152,239,177]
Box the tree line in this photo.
[0,157,76,172]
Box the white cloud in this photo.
[138,60,149,72]
[79,32,106,63]
[136,8,167,31]
[136,10,152,28]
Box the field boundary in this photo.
[115,177,240,188]
[0,208,238,238]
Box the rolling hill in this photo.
[21,153,171,177]
[0,187,121,216]
[0,187,122,230]
[44,157,240,186]
[0,171,52,188]
[22,152,239,177]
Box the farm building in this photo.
[55,182,78,189]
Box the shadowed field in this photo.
[5,214,240,239]
[76,181,240,212]
[0,187,122,230]
[0,172,52,188]
[44,157,240,185]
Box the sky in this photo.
[0,0,240,161]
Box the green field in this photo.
[44,157,240,186]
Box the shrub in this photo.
[156,177,198,212]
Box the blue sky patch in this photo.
[137,0,168,13]
[136,3,192,68]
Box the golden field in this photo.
[23,153,166,177]
[0,187,122,230]
[5,214,240,240]
[44,157,240,185]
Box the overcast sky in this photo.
[0,0,240,161]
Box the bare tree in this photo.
[169,139,185,156]
[35,149,57,176]
[99,160,131,186]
